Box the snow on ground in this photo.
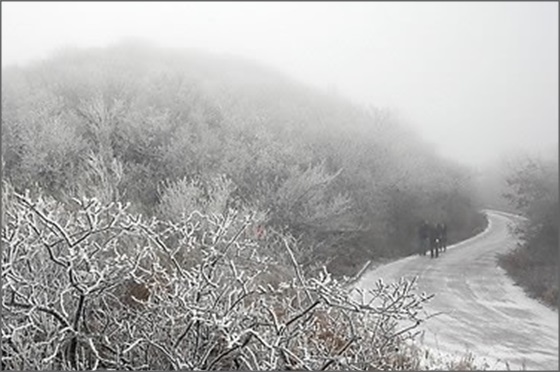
[354,211,558,370]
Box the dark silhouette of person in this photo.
[434,223,443,254]
[437,222,448,252]
[428,223,439,258]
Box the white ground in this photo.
[354,211,558,370]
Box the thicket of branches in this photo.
[1,42,485,277]
[500,155,558,307]
[2,186,435,370]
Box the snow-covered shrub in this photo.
[156,174,237,222]
[2,187,432,370]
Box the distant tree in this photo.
[503,156,558,252]
[500,155,558,307]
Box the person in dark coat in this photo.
[434,223,442,253]
[428,223,439,258]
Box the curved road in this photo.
[354,211,558,370]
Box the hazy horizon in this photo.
[2,2,558,168]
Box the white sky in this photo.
[2,1,558,167]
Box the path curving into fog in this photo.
[354,211,558,370]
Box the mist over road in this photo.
[355,211,558,370]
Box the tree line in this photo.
[1,42,485,277]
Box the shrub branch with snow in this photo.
[2,186,432,370]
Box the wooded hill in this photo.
[1,42,486,277]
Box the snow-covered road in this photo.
[354,211,558,370]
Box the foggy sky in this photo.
[2,2,558,168]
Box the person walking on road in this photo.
[429,223,439,258]
[436,222,448,253]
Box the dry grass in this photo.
[498,246,558,309]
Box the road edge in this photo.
[351,210,495,285]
